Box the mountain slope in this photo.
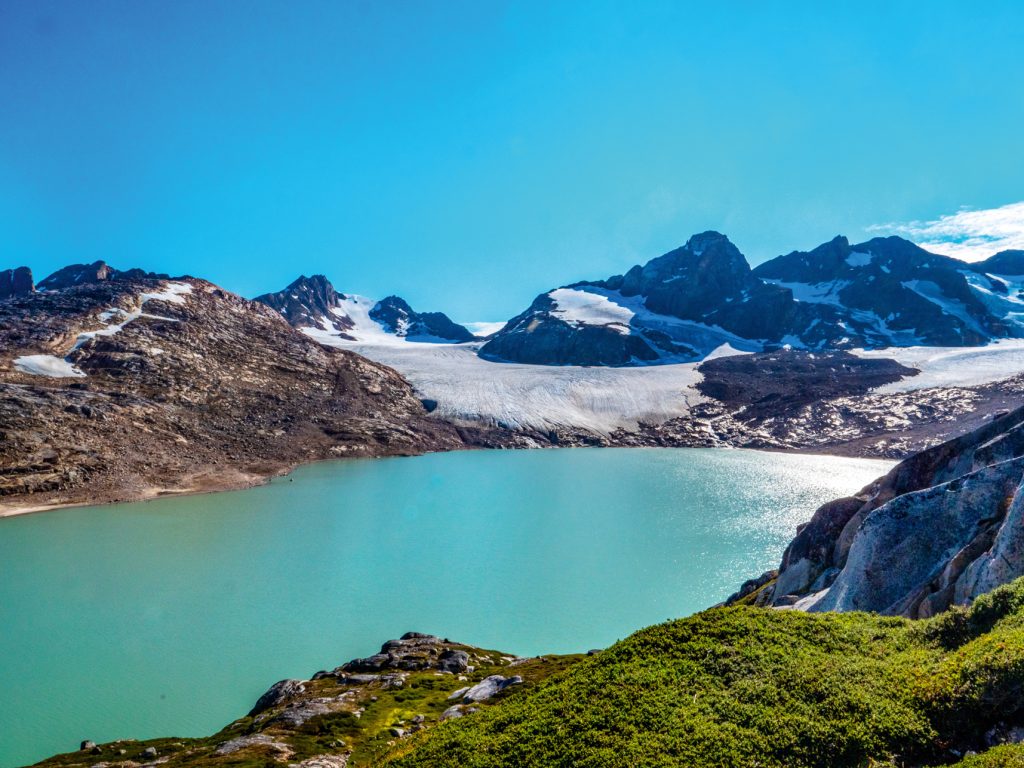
[255,276,474,343]
[0,269,466,513]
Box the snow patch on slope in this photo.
[962,271,1024,330]
[304,295,461,345]
[13,355,86,378]
[12,281,192,378]
[548,288,634,333]
[762,279,851,306]
[574,287,763,360]
[902,279,985,335]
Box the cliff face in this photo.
[0,273,467,513]
[758,405,1024,616]
[0,266,33,298]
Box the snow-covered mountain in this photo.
[255,275,474,344]
[753,235,1017,347]
[481,232,1024,366]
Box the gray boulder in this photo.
[248,678,306,716]
[460,675,523,703]
[438,649,470,673]
[215,734,291,756]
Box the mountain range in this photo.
[11,232,1024,368]
[254,275,475,343]
[479,232,1024,366]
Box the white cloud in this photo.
[870,201,1024,262]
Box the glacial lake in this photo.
[0,447,893,767]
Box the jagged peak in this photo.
[684,230,733,251]
[286,273,336,291]
[376,295,414,312]
[36,261,166,291]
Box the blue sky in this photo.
[2,1,1023,320]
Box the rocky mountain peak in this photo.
[0,266,34,299]
[37,261,114,291]
[608,231,753,299]
[369,295,475,342]
[683,230,742,259]
[36,261,167,292]
[253,274,352,331]
[256,278,473,343]
[975,249,1024,275]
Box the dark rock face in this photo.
[249,679,307,717]
[457,674,522,703]
[36,261,166,291]
[696,350,917,416]
[755,406,1024,616]
[974,249,1024,276]
[0,274,467,511]
[339,634,462,674]
[370,295,474,342]
[0,266,33,299]
[253,274,353,331]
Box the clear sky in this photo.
[2,1,1023,320]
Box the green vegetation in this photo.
[380,579,1024,768]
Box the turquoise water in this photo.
[0,447,892,767]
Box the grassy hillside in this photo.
[380,579,1024,768]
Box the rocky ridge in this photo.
[0,265,477,514]
[254,276,473,343]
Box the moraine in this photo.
[0,447,891,768]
